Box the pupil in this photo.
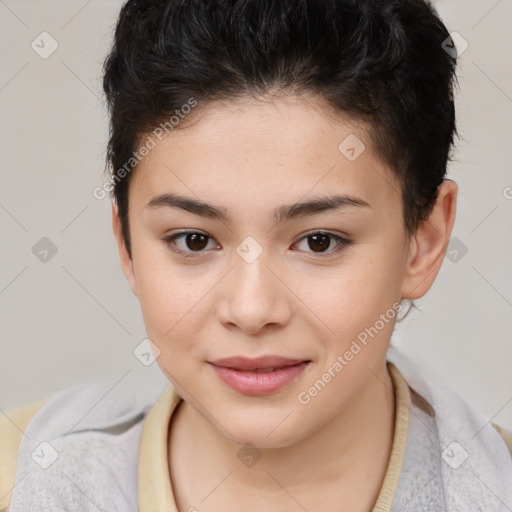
[309,234,330,252]
[187,233,208,251]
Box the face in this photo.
[113,94,428,448]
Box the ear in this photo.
[111,201,138,296]
[401,179,458,300]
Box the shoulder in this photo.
[0,397,50,511]
[1,377,168,511]
[387,348,512,462]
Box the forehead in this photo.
[128,95,401,218]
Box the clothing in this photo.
[1,347,511,511]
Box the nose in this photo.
[216,250,292,335]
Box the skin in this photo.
[112,94,457,512]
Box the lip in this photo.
[210,356,308,371]
[209,356,310,395]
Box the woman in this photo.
[2,0,511,510]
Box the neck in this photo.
[169,361,395,512]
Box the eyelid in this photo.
[297,229,351,242]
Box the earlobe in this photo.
[401,179,458,300]
[111,201,138,296]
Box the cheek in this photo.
[296,253,400,336]
[138,278,201,338]
[136,273,208,384]
[131,247,208,356]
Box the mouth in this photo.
[208,356,311,395]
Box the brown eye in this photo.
[293,231,351,256]
[163,231,217,258]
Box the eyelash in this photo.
[162,230,351,259]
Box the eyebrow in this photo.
[145,192,370,223]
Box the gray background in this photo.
[1,0,511,429]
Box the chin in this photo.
[218,412,307,450]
